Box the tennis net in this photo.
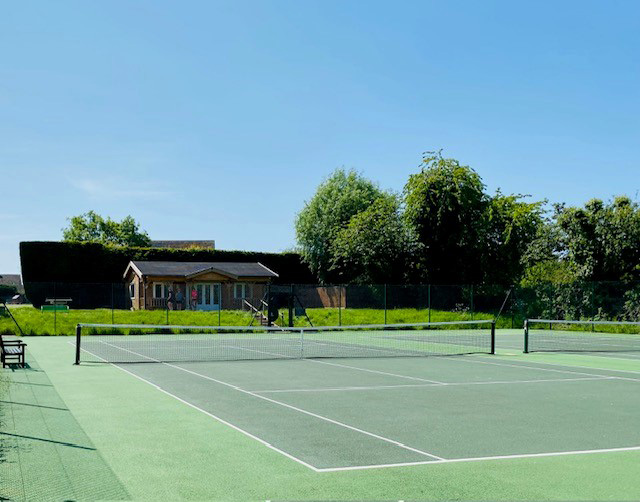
[524,319,640,353]
[74,320,495,364]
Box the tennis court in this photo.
[72,321,640,472]
[3,324,640,500]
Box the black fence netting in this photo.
[1,280,638,335]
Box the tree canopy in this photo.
[403,152,488,283]
[295,169,387,282]
[62,211,151,247]
[555,196,640,282]
[330,194,419,284]
[295,151,640,287]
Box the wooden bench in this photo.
[0,333,27,368]
[42,298,72,312]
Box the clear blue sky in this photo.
[1,0,638,273]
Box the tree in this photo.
[555,196,640,281]
[62,211,151,247]
[520,216,577,286]
[403,151,488,283]
[330,194,419,283]
[483,191,546,284]
[295,169,386,282]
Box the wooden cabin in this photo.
[123,261,278,311]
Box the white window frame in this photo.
[234,283,251,299]
[129,282,136,300]
[153,282,167,299]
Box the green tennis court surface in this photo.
[3,331,640,500]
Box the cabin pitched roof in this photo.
[124,261,278,280]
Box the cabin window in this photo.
[129,283,135,300]
[153,283,166,298]
[234,283,251,299]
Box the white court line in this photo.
[307,359,446,384]
[446,354,640,382]
[97,340,445,462]
[316,445,640,472]
[519,359,640,375]
[69,342,320,472]
[250,376,614,394]
[71,340,640,473]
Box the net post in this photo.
[523,319,529,353]
[74,324,81,365]
[300,329,304,359]
[490,320,496,354]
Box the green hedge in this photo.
[19,241,315,284]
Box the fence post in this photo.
[470,285,474,320]
[338,285,342,326]
[289,284,294,328]
[111,283,115,324]
[383,284,387,325]
[53,282,57,336]
[428,284,431,323]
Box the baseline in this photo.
[317,445,640,472]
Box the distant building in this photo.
[150,240,215,250]
[0,274,24,294]
[124,260,278,311]
[0,274,26,303]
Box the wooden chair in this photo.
[0,333,27,368]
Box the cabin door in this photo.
[195,283,221,311]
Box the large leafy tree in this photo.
[403,152,488,283]
[330,194,419,283]
[62,211,151,247]
[555,196,640,281]
[295,169,386,282]
[520,215,577,286]
[483,191,546,284]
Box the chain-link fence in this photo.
[1,280,638,335]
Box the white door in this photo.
[195,283,221,311]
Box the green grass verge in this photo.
[0,306,518,336]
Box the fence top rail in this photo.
[528,319,640,326]
[77,319,495,333]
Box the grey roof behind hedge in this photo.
[0,274,24,292]
[127,261,278,279]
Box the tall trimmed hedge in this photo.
[20,241,314,308]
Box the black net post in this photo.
[523,319,529,353]
[491,320,496,354]
[74,324,82,364]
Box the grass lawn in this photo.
[0,305,516,336]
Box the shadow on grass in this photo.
[0,432,96,451]
[0,400,67,412]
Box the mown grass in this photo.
[0,305,517,336]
